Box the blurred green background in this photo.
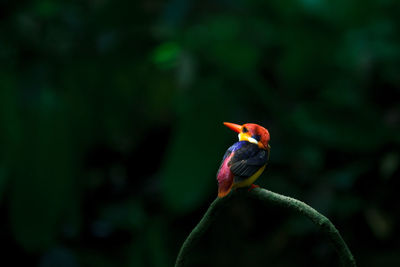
[1,0,399,266]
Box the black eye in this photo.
[242,127,248,133]
[253,135,261,141]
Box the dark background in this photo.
[1,0,399,266]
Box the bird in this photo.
[217,122,270,198]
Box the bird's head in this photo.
[224,122,270,150]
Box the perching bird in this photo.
[217,122,270,198]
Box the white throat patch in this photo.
[247,137,258,145]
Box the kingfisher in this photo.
[217,122,270,198]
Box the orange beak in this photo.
[223,122,242,133]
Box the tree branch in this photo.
[248,188,356,266]
[175,188,356,267]
[174,193,233,267]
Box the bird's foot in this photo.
[248,184,260,191]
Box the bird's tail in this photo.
[218,179,233,198]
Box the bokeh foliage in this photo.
[0,0,399,266]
